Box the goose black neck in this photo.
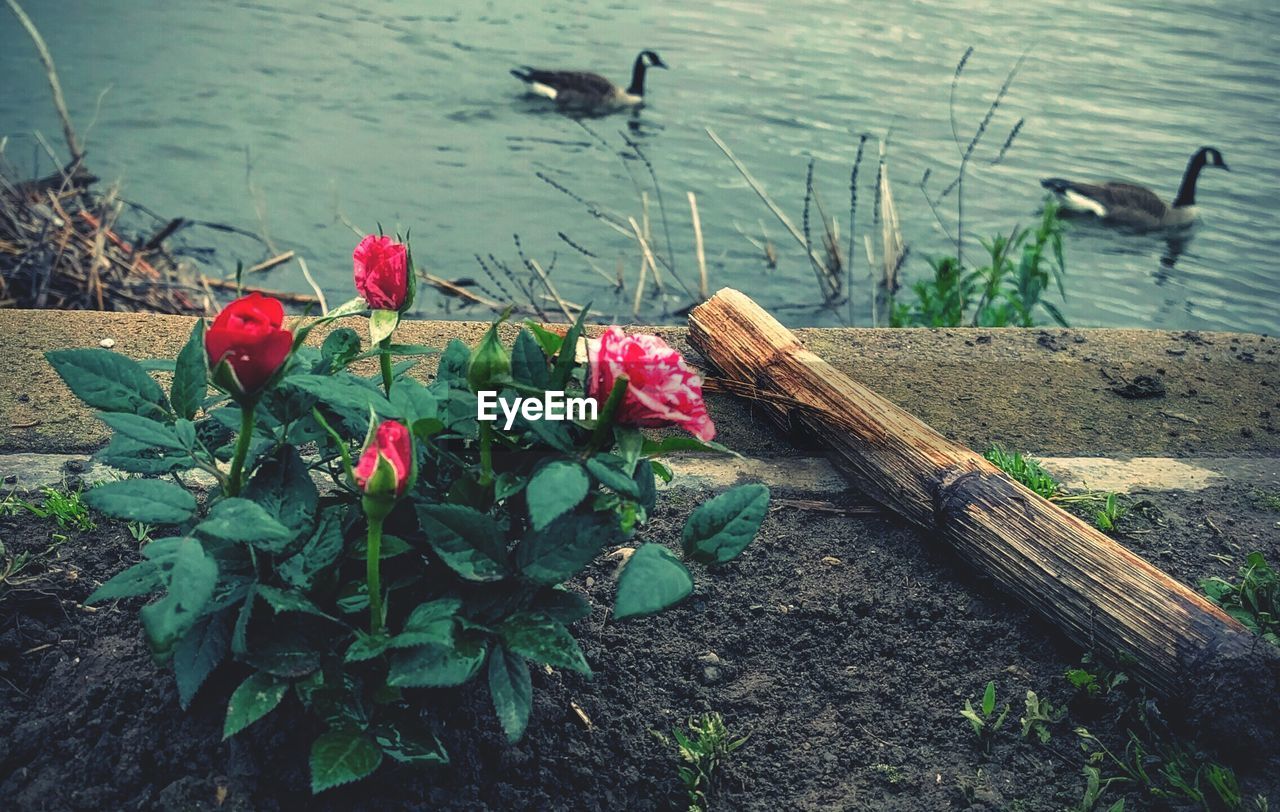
[1173,149,1209,208]
[627,54,648,96]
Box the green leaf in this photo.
[536,587,593,624]
[435,339,471,386]
[387,637,488,687]
[510,330,550,389]
[516,513,616,585]
[614,543,694,620]
[173,609,232,709]
[391,598,461,649]
[286,374,392,417]
[243,446,318,539]
[368,309,400,345]
[97,412,185,450]
[195,498,293,550]
[414,502,508,582]
[498,611,590,675]
[257,584,332,620]
[94,434,195,474]
[494,472,527,501]
[550,307,589,388]
[238,610,323,677]
[585,455,641,498]
[681,483,770,564]
[223,671,289,739]
[84,478,197,524]
[171,320,208,420]
[320,327,362,370]
[525,460,590,531]
[389,377,439,426]
[86,560,161,603]
[345,631,392,663]
[46,348,169,419]
[310,729,384,793]
[634,460,657,512]
[140,538,219,660]
[523,321,565,358]
[279,506,346,591]
[641,434,737,458]
[374,724,449,765]
[488,645,532,743]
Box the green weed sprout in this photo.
[655,713,748,812]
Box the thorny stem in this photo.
[226,401,255,497]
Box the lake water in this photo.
[3,0,1278,332]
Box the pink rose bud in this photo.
[587,327,716,441]
[353,234,409,311]
[354,420,413,497]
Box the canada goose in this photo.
[510,50,667,109]
[1040,146,1229,229]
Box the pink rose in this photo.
[587,327,715,441]
[354,420,413,497]
[353,235,409,310]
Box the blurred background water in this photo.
[2,0,1277,331]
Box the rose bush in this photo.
[46,240,769,794]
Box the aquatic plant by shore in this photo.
[890,199,1067,327]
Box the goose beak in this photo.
[1220,161,1231,172]
[654,58,668,69]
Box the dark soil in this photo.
[1,483,1278,811]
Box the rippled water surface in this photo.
[3,0,1277,331]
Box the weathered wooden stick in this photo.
[688,288,1280,752]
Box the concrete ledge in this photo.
[1,309,1277,458]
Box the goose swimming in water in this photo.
[1040,146,1229,229]
[510,50,667,110]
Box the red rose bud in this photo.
[587,327,716,441]
[354,420,413,498]
[205,292,293,397]
[353,234,410,311]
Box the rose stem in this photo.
[365,514,385,634]
[226,401,256,496]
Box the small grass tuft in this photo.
[984,445,1061,499]
[0,484,96,532]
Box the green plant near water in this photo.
[1201,552,1279,647]
[984,445,1061,499]
[654,712,749,812]
[891,199,1067,328]
[1019,690,1065,744]
[961,680,1009,747]
[0,484,96,532]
